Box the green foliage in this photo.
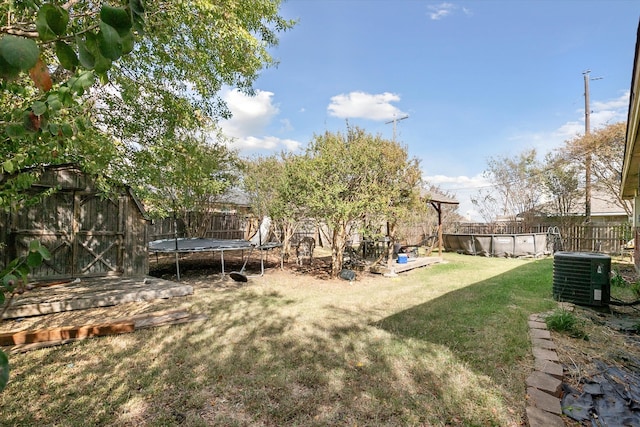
[541,152,581,219]
[563,121,630,217]
[243,153,304,260]
[0,351,7,393]
[477,148,543,222]
[2,1,293,216]
[1,1,145,209]
[0,240,51,392]
[545,309,588,340]
[0,36,39,78]
[128,135,241,219]
[611,269,627,287]
[290,126,423,277]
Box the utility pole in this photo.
[584,70,592,223]
[385,114,409,141]
[583,70,603,223]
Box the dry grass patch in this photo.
[1,253,557,426]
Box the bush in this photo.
[611,270,627,288]
[545,309,588,340]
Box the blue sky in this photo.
[219,1,639,220]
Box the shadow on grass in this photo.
[376,257,557,389]
[2,257,557,426]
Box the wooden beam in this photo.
[0,322,135,346]
[2,310,207,353]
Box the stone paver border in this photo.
[526,312,565,427]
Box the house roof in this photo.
[621,19,640,199]
[215,187,252,207]
[538,188,630,217]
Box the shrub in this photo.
[611,270,627,288]
[545,309,588,340]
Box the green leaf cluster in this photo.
[0,240,51,392]
[2,1,293,216]
[1,1,145,210]
[1,2,143,79]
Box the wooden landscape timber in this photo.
[2,309,207,354]
[370,256,442,275]
[1,277,194,320]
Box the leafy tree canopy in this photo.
[290,126,423,277]
[479,148,542,222]
[562,121,630,216]
[1,0,295,215]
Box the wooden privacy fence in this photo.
[559,223,633,254]
[149,215,633,257]
[149,213,246,241]
[443,222,633,255]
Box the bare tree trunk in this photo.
[279,219,298,263]
[330,224,347,278]
[386,221,397,269]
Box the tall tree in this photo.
[470,188,502,224]
[1,1,295,214]
[1,0,145,206]
[243,153,309,261]
[563,121,631,216]
[480,149,543,222]
[541,152,581,218]
[291,127,422,278]
[99,0,295,212]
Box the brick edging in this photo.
[525,312,565,427]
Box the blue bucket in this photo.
[397,254,408,264]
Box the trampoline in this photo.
[148,237,281,280]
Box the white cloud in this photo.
[231,136,301,152]
[327,91,406,121]
[220,88,279,136]
[426,174,490,189]
[590,91,629,129]
[506,91,630,156]
[219,88,303,153]
[424,173,492,222]
[428,3,467,20]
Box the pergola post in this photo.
[423,190,459,258]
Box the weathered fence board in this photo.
[443,222,632,255]
[1,165,149,280]
[149,213,246,241]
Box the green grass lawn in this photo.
[0,253,558,426]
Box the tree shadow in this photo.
[1,258,556,426]
[376,259,556,373]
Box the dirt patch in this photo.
[0,251,380,334]
[148,249,378,284]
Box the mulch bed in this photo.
[554,262,640,425]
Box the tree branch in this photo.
[0,27,39,38]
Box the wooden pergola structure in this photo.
[422,189,459,256]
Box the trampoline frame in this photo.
[148,237,282,280]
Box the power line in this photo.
[385,114,409,141]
